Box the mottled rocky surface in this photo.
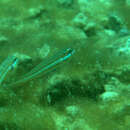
[0,0,130,130]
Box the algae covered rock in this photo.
[0,0,130,129]
[45,70,107,105]
[65,105,80,117]
[72,12,88,29]
[100,91,119,102]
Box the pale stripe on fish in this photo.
[0,55,18,85]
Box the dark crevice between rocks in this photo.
[84,26,97,37]
[103,15,123,33]
[42,70,111,105]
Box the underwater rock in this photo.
[70,119,93,130]
[52,112,73,130]
[117,37,130,56]
[72,12,98,37]
[45,71,106,105]
[116,66,130,84]
[104,77,120,92]
[56,25,87,44]
[27,6,46,19]
[78,0,89,12]
[84,22,97,37]
[58,25,87,40]
[119,28,130,37]
[37,43,50,59]
[104,75,130,95]
[99,0,113,7]
[126,0,130,6]
[52,110,92,130]
[72,12,88,29]
[0,35,8,44]
[103,29,116,37]
[100,91,119,102]
[45,80,70,105]
[103,15,123,33]
[106,36,130,58]
[48,74,68,85]
[65,105,80,117]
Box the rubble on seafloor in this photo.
[0,0,130,130]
